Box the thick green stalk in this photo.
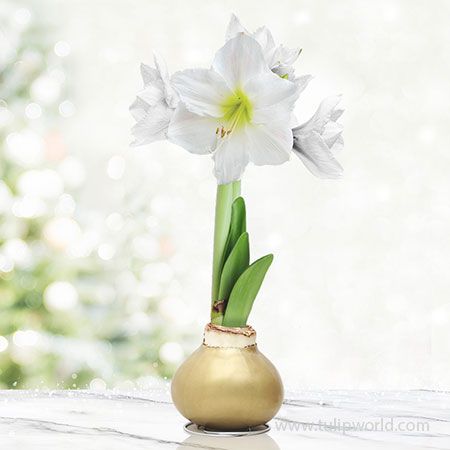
[211,180,241,323]
[232,181,241,200]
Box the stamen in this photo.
[214,89,253,146]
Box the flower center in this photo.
[218,88,253,136]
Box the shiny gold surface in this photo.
[171,343,283,430]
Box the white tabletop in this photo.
[0,389,448,449]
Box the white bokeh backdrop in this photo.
[39,0,450,388]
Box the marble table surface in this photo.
[0,388,449,450]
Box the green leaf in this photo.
[218,232,250,302]
[222,254,274,327]
[222,197,246,267]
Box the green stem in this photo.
[211,180,241,323]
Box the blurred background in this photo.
[0,0,449,390]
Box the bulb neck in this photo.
[203,323,256,348]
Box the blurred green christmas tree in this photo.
[0,3,193,389]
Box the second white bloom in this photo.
[168,33,300,184]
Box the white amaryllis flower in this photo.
[130,54,178,146]
[167,33,300,185]
[292,96,344,179]
[226,14,304,83]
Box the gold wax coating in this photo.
[171,325,283,431]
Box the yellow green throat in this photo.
[219,88,253,134]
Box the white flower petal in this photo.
[153,53,178,108]
[253,26,276,55]
[323,121,344,149]
[140,63,159,85]
[293,74,313,93]
[131,54,178,146]
[129,97,149,121]
[137,84,165,106]
[167,104,218,155]
[272,64,296,80]
[213,33,267,88]
[171,69,230,117]
[331,108,344,122]
[245,73,300,124]
[131,103,172,146]
[225,13,249,40]
[247,121,292,166]
[330,134,344,153]
[224,15,302,81]
[213,131,249,184]
[296,95,342,134]
[290,112,299,128]
[293,131,343,179]
[274,45,302,66]
[292,95,344,177]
